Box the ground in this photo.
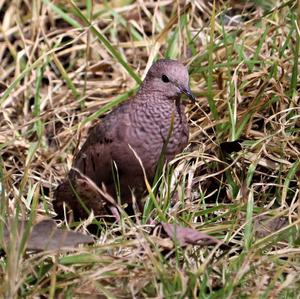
[0,0,299,298]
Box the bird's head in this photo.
[141,59,195,103]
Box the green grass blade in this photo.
[70,1,141,84]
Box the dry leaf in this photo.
[162,223,220,247]
[3,219,94,251]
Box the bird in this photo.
[53,59,195,221]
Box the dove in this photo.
[53,59,195,220]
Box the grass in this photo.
[0,0,300,298]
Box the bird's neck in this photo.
[136,85,180,103]
[134,88,185,124]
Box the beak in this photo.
[181,87,196,103]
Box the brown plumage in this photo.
[53,59,195,220]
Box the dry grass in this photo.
[0,0,300,298]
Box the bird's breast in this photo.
[127,100,188,164]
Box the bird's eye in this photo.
[161,74,169,83]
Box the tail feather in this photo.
[53,178,108,221]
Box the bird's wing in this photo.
[72,102,132,184]
[53,102,132,220]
